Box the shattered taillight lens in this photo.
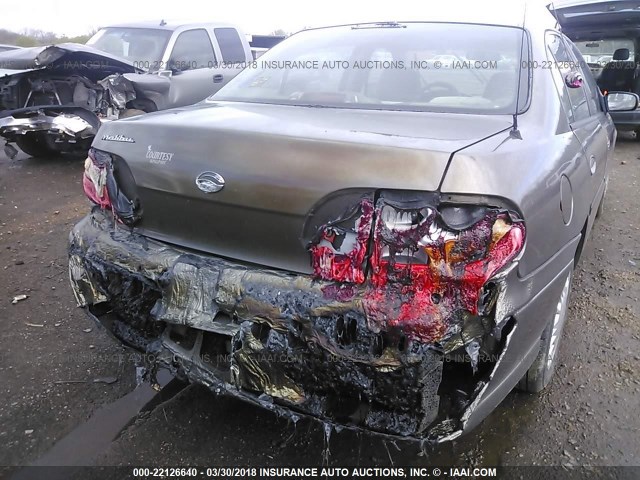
[367,195,525,342]
[83,148,139,226]
[310,198,374,284]
[372,200,525,292]
[310,191,526,343]
[83,148,113,211]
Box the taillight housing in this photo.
[309,198,374,284]
[371,194,525,293]
[83,148,139,226]
[309,191,526,343]
[83,148,112,210]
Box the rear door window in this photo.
[214,28,246,63]
[566,39,603,116]
[170,29,216,70]
[547,33,591,123]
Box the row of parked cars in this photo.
[4,0,639,443]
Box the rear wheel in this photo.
[15,133,57,158]
[517,271,572,393]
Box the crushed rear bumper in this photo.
[68,209,572,442]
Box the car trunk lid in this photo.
[92,101,512,274]
[551,0,640,35]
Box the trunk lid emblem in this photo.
[196,172,225,193]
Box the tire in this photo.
[517,271,572,393]
[119,109,146,119]
[15,133,57,158]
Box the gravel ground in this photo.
[0,135,639,470]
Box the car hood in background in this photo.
[0,43,140,73]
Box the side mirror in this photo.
[565,72,583,89]
[158,69,173,78]
[607,92,640,112]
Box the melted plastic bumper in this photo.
[69,209,525,442]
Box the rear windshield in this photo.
[575,39,635,66]
[87,28,172,69]
[213,23,529,114]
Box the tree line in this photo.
[0,28,95,47]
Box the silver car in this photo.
[68,3,629,442]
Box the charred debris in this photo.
[0,44,149,156]
[69,190,525,442]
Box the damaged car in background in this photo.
[69,2,619,443]
[0,43,142,158]
[0,44,21,53]
[0,22,273,158]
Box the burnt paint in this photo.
[69,209,515,441]
[312,196,525,344]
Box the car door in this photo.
[164,28,219,108]
[546,33,609,230]
[212,27,250,87]
[566,37,616,182]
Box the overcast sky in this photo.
[0,0,548,37]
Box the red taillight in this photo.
[82,148,139,226]
[365,199,524,342]
[310,199,374,284]
[366,199,525,342]
[310,193,526,343]
[83,149,112,211]
[372,209,525,294]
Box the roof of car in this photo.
[301,1,556,32]
[102,20,236,31]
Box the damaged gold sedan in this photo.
[69,4,615,443]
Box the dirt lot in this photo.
[0,135,639,470]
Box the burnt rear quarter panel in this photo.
[439,25,611,431]
[441,25,604,282]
